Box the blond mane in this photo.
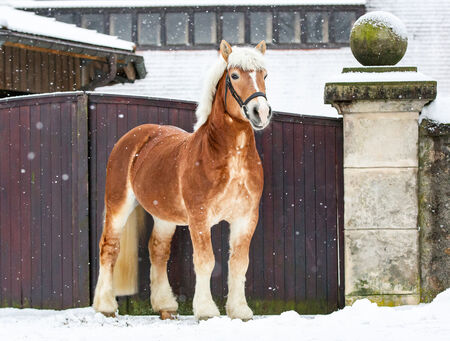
[193,47,266,131]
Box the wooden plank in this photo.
[34,51,41,93]
[0,108,11,306]
[30,105,42,308]
[68,56,74,91]
[314,125,328,304]
[261,123,274,301]
[282,122,295,302]
[293,123,306,304]
[272,121,284,304]
[19,105,32,308]
[48,54,56,92]
[19,48,27,91]
[50,102,63,308]
[39,103,52,308]
[70,100,80,307]
[0,48,5,89]
[75,95,90,306]
[117,104,129,139]
[303,124,316,301]
[41,53,49,93]
[62,55,69,91]
[12,47,20,90]
[148,105,158,125]
[4,47,12,90]
[60,101,73,308]
[250,132,264,300]
[55,55,62,91]
[26,49,34,93]
[90,103,107,297]
[127,104,138,131]
[74,58,81,91]
[325,126,338,312]
[9,107,21,306]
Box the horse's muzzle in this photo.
[248,102,272,130]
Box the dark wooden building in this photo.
[0,6,146,97]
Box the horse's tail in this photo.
[112,205,146,296]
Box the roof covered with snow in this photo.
[12,1,366,9]
[0,5,135,51]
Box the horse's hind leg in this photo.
[148,217,178,319]
[93,188,136,315]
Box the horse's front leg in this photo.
[189,221,220,320]
[226,215,258,320]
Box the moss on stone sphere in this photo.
[350,11,408,66]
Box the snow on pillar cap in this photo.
[350,11,408,66]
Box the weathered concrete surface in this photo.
[344,112,418,167]
[345,230,419,298]
[418,119,450,302]
[345,168,418,229]
[346,294,420,306]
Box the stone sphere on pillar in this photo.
[350,11,408,66]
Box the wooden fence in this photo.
[0,92,344,314]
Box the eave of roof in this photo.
[0,29,147,80]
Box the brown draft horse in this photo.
[93,40,272,320]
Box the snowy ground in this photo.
[1,289,449,341]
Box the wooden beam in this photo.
[3,41,107,63]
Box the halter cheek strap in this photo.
[224,73,267,119]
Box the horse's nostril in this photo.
[253,106,259,116]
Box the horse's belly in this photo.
[131,132,189,225]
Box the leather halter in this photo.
[224,72,267,120]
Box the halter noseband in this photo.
[224,72,267,120]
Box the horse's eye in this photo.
[231,73,239,80]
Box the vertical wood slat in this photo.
[4,47,12,90]
[61,101,72,308]
[20,106,32,308]
[303,124,316,301]
[293,124,306,304]
[314,126,328,306]
[282,123,295,303]
[0,107,11,306]
[40,103,52,308]
[76,95,90,306]
[272,122,284,303]
[12,47,20,90]
[30,105,42,307]
[0,48,4,90]
[50,102,63,308]
[9,107,21,306]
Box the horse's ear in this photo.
[255,40,266,55]
[220,40,232,61]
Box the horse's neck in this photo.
[201,86,255,156]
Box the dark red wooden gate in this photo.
[0,92,343,314]
[0,93,89,309]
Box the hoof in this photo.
[159,310,178,320]
[194,303,220,321]
[226,304,253,321]
[102,311,116,318]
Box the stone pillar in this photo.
[325,68,436,305]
